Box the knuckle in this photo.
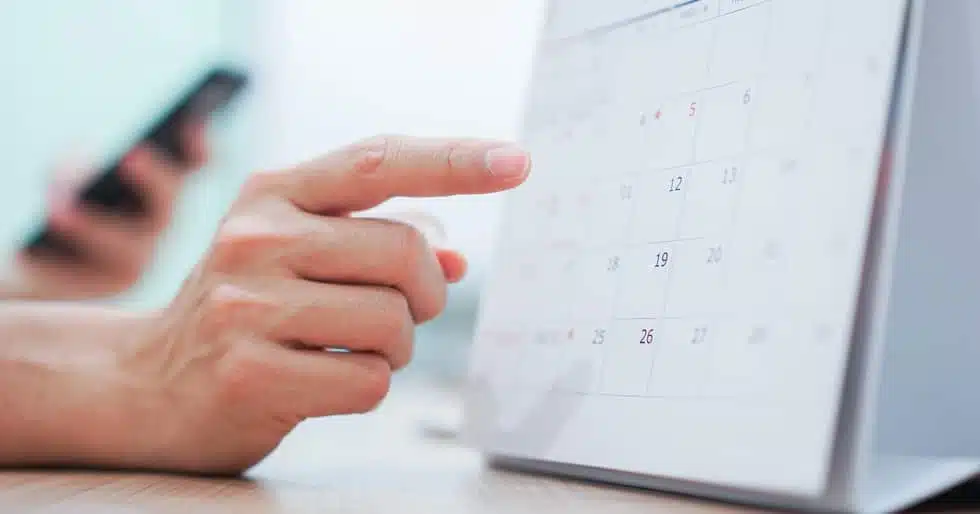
[421,282,449,323]
[391,221,428,271]
[350,357,392,413]
[199,282,268,338]
[313,134,408,210]
[386,220,447,323]
[374,292,414,369]
[348,134,399,173]
[237,170,284,201]
[217,343,267,401]
[210,210,291,273]
[342,133,406,197]
[374,292,410,339]
[441,140,465,175]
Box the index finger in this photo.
[260,135,531,214]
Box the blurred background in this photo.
[0,0,545,384]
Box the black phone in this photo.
[23,66,249,259]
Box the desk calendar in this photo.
[464,0,980,512]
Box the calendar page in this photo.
[466,0,909,497]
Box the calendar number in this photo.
[706,245,724,264]
[639,328,655,345]
[691,326,708,345]
[592,329,607,345]
[668,176,684,193]
[742,89,752,105]
[607,256,621,272]
[722,166,738,185]
[620,184,633,200]
[653,251,670,269]
[688,102,698,117]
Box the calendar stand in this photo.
[464,1,980,512]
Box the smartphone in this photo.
[23,66,249,258]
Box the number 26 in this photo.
[639,328,655,345]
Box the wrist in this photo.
[0,304,170,469]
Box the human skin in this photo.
[0,134,531,475]
[0,122,210,300]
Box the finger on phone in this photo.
[181,119,210,168]
[119,145,183,230]
[277,135,531,214]
[45,201,146,272]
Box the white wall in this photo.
[250,0,546,299]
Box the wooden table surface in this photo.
[2,380,979,513]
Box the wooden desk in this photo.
[1,381,977,513]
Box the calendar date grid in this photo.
[482,0,888,403]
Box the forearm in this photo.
[0,303,156,468]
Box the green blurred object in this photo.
[0,0,260,309]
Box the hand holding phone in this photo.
[24,67,249,259]
[4,67,248,301]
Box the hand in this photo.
[1,122,209,300]
[99,135,528,474]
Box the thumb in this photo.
[46,148,99,207]
[434,248,468,284]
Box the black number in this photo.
[691,326,708,344]
[639,328,655,345]
[592,329,606,345]
[722,166,738,184]
[654,251,670,269]
[607,256,621,272]
[743,89,752,105]
[668,176,684,192]
[706,245,723,264]
[620,184,633,200]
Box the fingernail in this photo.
[485,146,530,179]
